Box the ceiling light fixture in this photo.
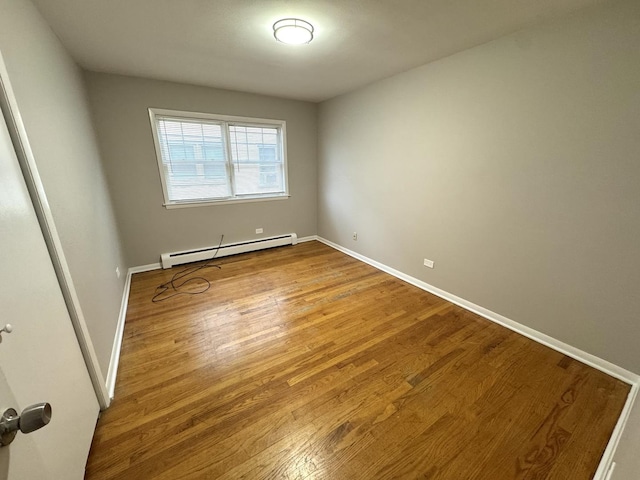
[273,18,314,45]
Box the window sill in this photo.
[163,194,290,209]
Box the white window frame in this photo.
[148,108,290,208]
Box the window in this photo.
[149,109,288,207]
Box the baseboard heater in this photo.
[160,233,298,269]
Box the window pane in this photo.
[156,118,231,201]
[228,125,284,195]
[151,110,288,205]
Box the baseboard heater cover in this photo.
[160,233,298,269]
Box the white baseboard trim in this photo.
[105,268,134,400]
[105,262,163,399]
[315,236,639,480]
[297,235,318,243]
[595,383,638,480]
[129,262,162,274]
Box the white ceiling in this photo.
[32,0,607,102]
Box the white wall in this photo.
[0,0,127,378]
[84,72,317,267]
[318,0,640,373]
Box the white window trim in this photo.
[148,108,290,207]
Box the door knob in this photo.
[0,402,51,446]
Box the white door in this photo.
[0,78,99,478]
[0,370,48,480]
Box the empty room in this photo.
[0,0,638,478]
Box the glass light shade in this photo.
[273,18,314,45]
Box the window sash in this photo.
[149,109,288,207]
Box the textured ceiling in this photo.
[32,0,607,102]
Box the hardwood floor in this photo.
[85,241,630,479]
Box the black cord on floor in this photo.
[152,235,224,303]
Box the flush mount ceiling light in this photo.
[273,18,314,45]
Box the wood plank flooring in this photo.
[85,241,630,479]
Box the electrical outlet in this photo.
[115,267,121,279]
[256,228,263,234]
[423,258,434,269]
[353,232,358,241]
